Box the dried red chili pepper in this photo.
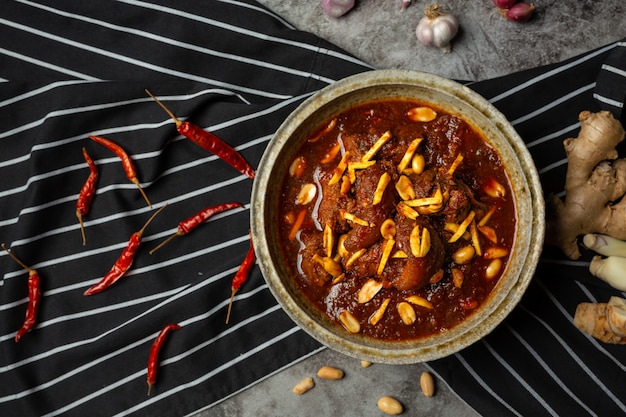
[145,89,255,179]
[2,243,41,342]
[225,232,255,324]
[149,202,244,254]
[84,204,167,296]
[89,135,152,208]
[147,323,181,396]
[76,147,99,245]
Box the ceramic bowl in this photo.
[250,70,545,364]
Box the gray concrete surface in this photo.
[258,0,625,81]
[199,1,626,415]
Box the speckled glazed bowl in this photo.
[250,70,545,364]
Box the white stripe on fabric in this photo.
[454,352,523,417]
[510,83,595,126]
[1,229,247,310]
[526,122,580,148]
[488,42,617,104]
[0,88,250,140]
[0,18,293,99]
[190,345,329,416]
[0,282,268,403]
[602,63,626,78]
[116,0,372,69]
[593,92,624,108]
[505,323,598,416]
[520,294,626,412]
[481,339,560,417]
[112,318,296,417]
[0,46,101,81]
[0,264,242,376]
[0,80,97,108]
[538,158,567,176]
[15,0,336,85]
[218,0,296,30]
[37,301,283,416]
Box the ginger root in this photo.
[546,111,626,259]
[573,296,626,344]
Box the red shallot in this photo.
[493,0,517,9]
[501,2,535,22]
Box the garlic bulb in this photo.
[415,4,459,53]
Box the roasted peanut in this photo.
[339,310,361,334]
[452,268,464,288]
[292,377,315,395]
[320,141,341,164]
[407,106,437,122]
[429,268,444,284]
[361,360,373,368]
[296,183,317,206]
[317,365,344,380]
[377,395,404,415]
[452,245,475,265]
[289,156,306,178]
[357,279,383,303]
[406,295,434,309]
[411,153,426,174]
[395,175,416,200]
[484,246,509,259]
[397,301,416,325]
[483,177,506,198]
[485,258,502,279]
[380,219,397,240]
[420,371,436,397]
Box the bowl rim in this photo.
[250,69,545,364]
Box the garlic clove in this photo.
[415,3,459,53]
[322,0,355,18]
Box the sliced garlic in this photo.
[397,138,423,173]
[362,131,392,162]
[369,298,391,325]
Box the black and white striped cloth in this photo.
[0,1,624,416]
